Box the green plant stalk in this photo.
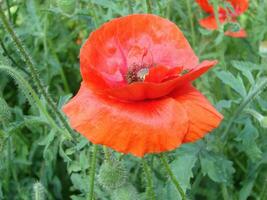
[127,0,133,14]
[0,37,29,74]
[212,1,222,32]
[88,145,98,200]
[186,0,196,47]
[0,65,71,138]
[5,0,12,22]
[260,172,267,200]
[166,0,172,19]
[221,184,229,200]
[7,134,11,191]
[103,146,111,162]
[142,158,156,200]
[160,154,186,200]
[146,0,152,13]
[88,1,99,28]
[0,6,75,140]
[221,78,267,142]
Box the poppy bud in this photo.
[57,0,76,15]
[97,160,127,190]
[32,182,45,200]
[224,22,241,33]
[259,41,267,58]
[111,184,139,200]
[245,109,267,129]
[0,97,11,123]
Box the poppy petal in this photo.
[63,82,189,157]
[106,60,217,101]
[80,14,199,88]
[171,85,223,142]
[224,28,247,38]
[144,65,183,83]
[199,16,226,30]
[229,0,249,15]
[196,0,214,13]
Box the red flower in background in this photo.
[63,14,223,157]
[196,0,249,38]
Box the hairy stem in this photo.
[0,65,71,138]
[221,78,267,142]
[160,154,186,200]
[146,0,152,13]
[186,0,196,47]
[0,6,75,140]
[88,145,98,200]
[142,158,156,200]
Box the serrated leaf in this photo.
[70,173,89,193]
[200,151,235,183]
[215,70,247,97]
[163,142,203,199]
[235,119,262,162]
[231,61,255,85]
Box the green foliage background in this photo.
[0,0,267,199]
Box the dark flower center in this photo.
[126,64,150,84]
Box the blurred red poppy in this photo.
[63,14,223,157]
[196,0,248,38]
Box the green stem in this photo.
[185,0,196,47]
[88,1,99,28]
[260,172,267,199]
[7,135,12,190]
[0,65,71,138]
[221,184,229,200]
[160,154,186,200]
[0,37,29,75]
[212,2,222,32]
[166,0,172,19]
[221,78,267,143]
[103,146,111,162]
[142,158,156,200]
[146,0,152,13]
[0,6,75,140]
[5,0,12,22]
[127,0,133,14]
[88,145,98,200]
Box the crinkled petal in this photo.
[80,14,199,88]
[199,15,226,30]
[229,0,249,15]
[63,82,189,157]
[105,60,217,101]
[196,0,214,13]
[196,0,248,15]
[171,85,223,142]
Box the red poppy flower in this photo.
[196,0,248,38]
[63,14,223,157]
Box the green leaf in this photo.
[215,70,247,97]
[70,173,89,193]
[235,119,262,162]
[231,61,255,85]
[163,142,203,199]
[200,151,235,183]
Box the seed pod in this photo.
[57,0,76,15]
[111,184,139,200]
[224,22,241,33]
[32,182,45,200]
[98,160,127,190]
